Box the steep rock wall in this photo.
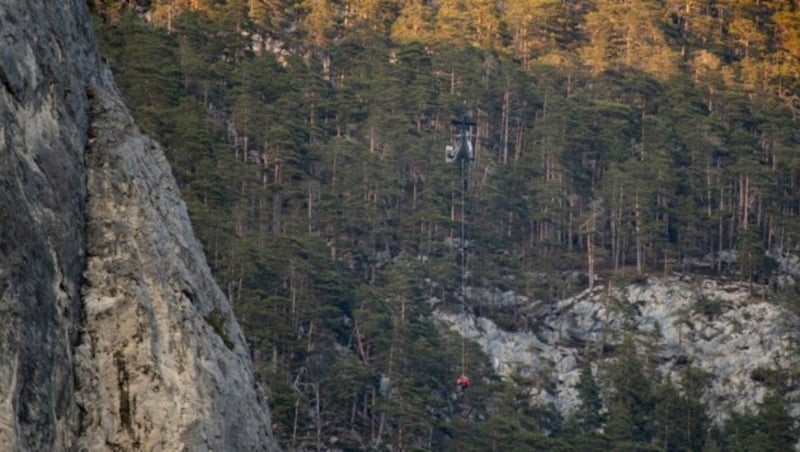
[0,1,277,450]
[75,79,276,451]
[0,1,95,448]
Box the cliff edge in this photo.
[0,1,277,450]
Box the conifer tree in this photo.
[604,335,657,447]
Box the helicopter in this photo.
[445,116,476,166]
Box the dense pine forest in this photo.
[91,0,800,449]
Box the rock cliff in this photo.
[0,1,277,450]
[437,275,799,424]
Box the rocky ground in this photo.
[436,269,800,424]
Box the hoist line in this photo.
[460,158,467,376]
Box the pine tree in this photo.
[603,335,657,447]
[717,391,797,451]
[653,367,711,452]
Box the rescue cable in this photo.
[447,114,475,391]
[460,157,467,378]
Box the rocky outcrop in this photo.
[74,79,277,451]
[437,276,800,424]
[0,1,277,450]
[0,1,96,448]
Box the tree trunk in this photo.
[502,89,510,165]
[587,227,595,291]
[314,383,321,452]
[635,191,643,274]
[741,172,750,230]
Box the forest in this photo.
[91,0,800,449]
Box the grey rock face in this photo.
[75,79,277,451]
[0,1,277,450]
[0,0,96,449]
[437,277,799,424]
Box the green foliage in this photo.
[204,309,234,350]
[602,335,658,445]
[694,295,724,319]
[653,369,711,452]
[737,229,778,288]
[94,12,182,133]
[571,360,604,433]
[714,391,797,451]
[564,360,609,450]
[93,1,800,448]
[442,377,567,451]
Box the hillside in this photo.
[90,1,800,449]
